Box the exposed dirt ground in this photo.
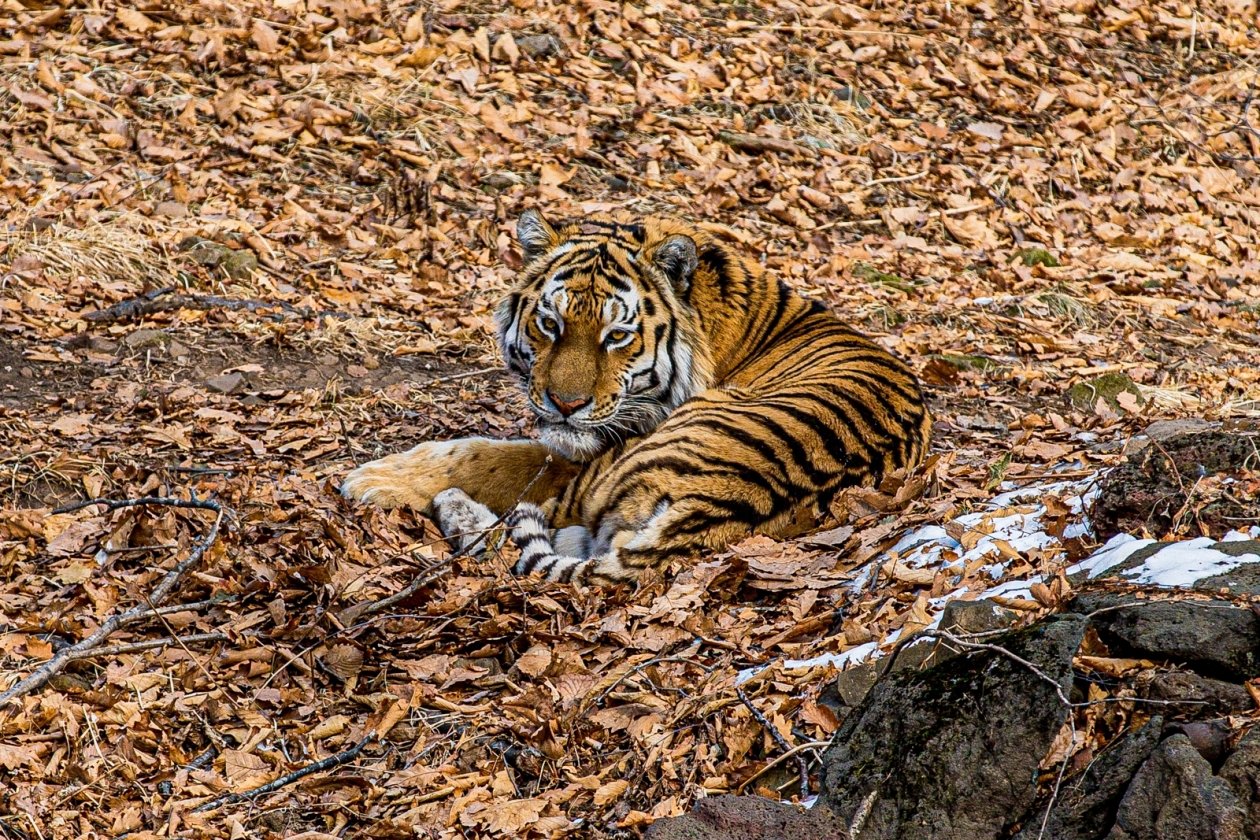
[1,0,1259,837]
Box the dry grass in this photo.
[1036,290,1099,328]
[2,212,178,287]
[768,99,866,150]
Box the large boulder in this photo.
[818,615,1085,839]
[1013,718,1165,840]
[1075,594,1260,681]
[650,524,1260,840]
[1107,734,1247,839]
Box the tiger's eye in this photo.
[605,329,630,345]
[541,317,559,334]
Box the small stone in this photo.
[1019,247,1061,267]
[483,171,523,191]
[832,659,883,707]
[346,364,370,379]
[867,142,895,167]
[205,373,244,394]
[221,249,258,279]
[123,328,169,349]
[515,33,561,58]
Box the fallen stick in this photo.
[84,290,349,324]
[0,496,226,707]
[717,130,817,158]
[736,686,811,801]
[67,632,229,661]
[192,732,376,813]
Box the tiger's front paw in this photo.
[433,487,500,556]
[341,441,459,511]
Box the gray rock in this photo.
[1142,671,1255,716]
[643,794,849,840]
[1218,729,1260,840]
[832,658,883,708]
[515,33,561,58]
[1077,595,1260,681]
[1091,429,1260,539]
[1013,718,1164,840]
[123,328,169,349]
[1107,734,1247,840]
[891,599,1021,673]
[205,373,244,394]
[832,600,1021,712]
[820,614,1085,839]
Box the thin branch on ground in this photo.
[0,496,226,707]
[737,686,811,800]
[66,632,229,660]
[192,732,376,813]
[735,739,832,795]
[83,288,350,324]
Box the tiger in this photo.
[341,210,931,585]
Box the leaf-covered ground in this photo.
[1,0,1258,837]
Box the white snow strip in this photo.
[772,471,1260,685]
[1068,533,1155,579]
[735,640,883,686]
[1118,538,1260,587]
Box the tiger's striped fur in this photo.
[342,211,930,585]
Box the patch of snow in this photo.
[781,471,1260,685]
[735,640,884,686]
[1068,533,1154,579]
[1118,538,1260,588]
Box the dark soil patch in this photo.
[0,328,499,411]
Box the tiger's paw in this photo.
[433,487,499,557]
[341,441,459,511]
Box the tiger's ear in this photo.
[652,235,698,294]
[517,209,560,262]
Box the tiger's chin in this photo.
[539,422,608,463]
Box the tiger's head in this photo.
[495,210,716,461]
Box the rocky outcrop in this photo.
[819,615,1084,840]
[650,551,1260,840]
[652,426,1260,840]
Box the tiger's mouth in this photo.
[538,419,607,462]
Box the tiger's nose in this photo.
[548,391,591,417]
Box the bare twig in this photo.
[83,289,349,324]
[717,130,817,158]
[737,686,810,800]
[66,632,228,660]
[735,738,832,795]
[192,732,376,813]
[0,496,226,707]
[863,164,930,187]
